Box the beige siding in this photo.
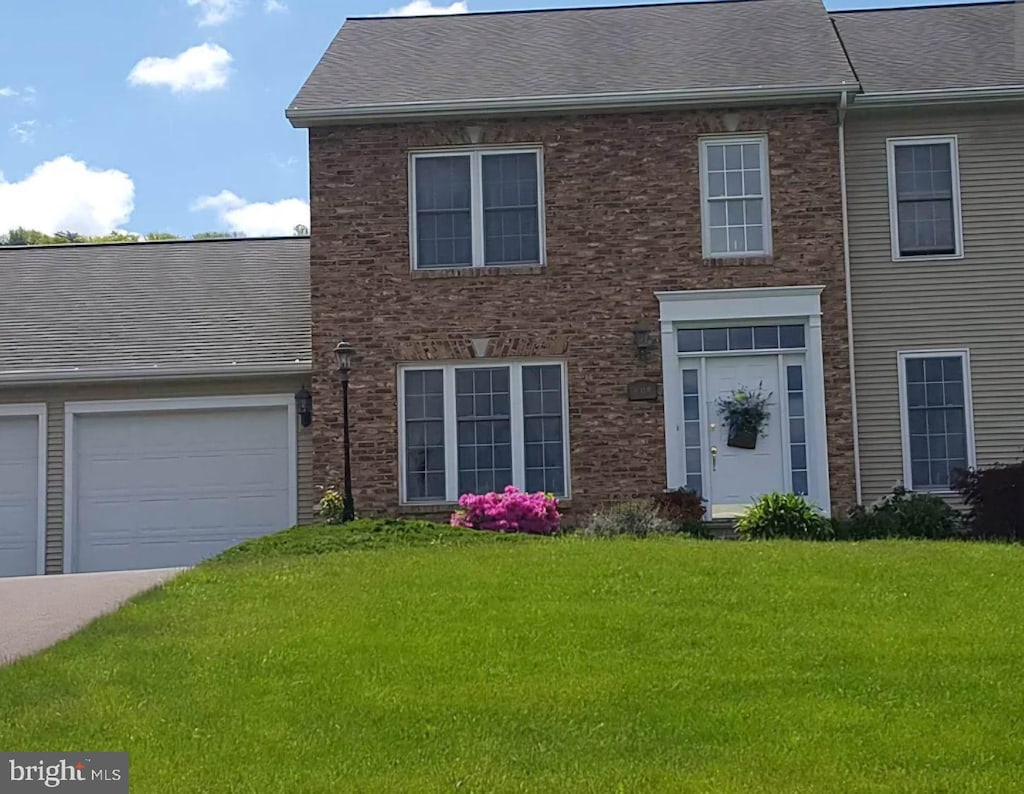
[0,375,313,574]
[845,105,1024,503]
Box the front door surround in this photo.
[657,286,831,517]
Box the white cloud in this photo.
[0,87,16,98]
[0,156,134,235]
[127,44,232,93]
[187,0,242,26]
[191,190,310,236]
[9,120,37,144]
[385,0,467,16]
[264,0,287,12]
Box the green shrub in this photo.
[582,500,674,538]
[736,492,831,540]
[952,462,1024,541]
[653,488,706,526]
[839,488,962,540]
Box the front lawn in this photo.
[1,524,1022,792]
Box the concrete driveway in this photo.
[0,568,182,665]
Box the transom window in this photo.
[699,135,772,257]
[898,351,975,491]
[887,136,963,259]
[411,148,544,269]
[400,362,568,502]
[677,324,805,354]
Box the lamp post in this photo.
[334,340,356,522]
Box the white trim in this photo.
[397,359,570,505]
[409,146,546,271]
[657,286,831,516]
[698,133,772,258]
[886,135,964,261]
[0,403,47,575]
[896,349,976,494]
[62,394,298,574]
[0,362,311,387]
[287,83,859,126]
[852,85,1024,108]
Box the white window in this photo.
[699,134,772,258]
[410,148,545,269]
[399,361,569,503]
[887,136,963,260]
[897,350,976,492]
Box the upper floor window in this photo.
[887,136,963,260]
[699,135,772,258]
[410,148,544,270]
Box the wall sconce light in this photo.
[633,323,654,362]
[294,386,313,427]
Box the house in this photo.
[289,0,861,520]
[0,237,312,576]
[833,0,1024,504]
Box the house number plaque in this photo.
[627,380,659,401]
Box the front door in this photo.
[705,356,785,518]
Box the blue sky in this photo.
[0,0,956,237]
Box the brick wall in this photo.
[309,106,856,519]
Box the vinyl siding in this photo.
[845,105,1024,503]
[0,375,313,574]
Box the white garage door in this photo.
[0,412,43,577]
[71,403,294,573]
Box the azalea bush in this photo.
[316,488,350,525]
[451,486,560,535]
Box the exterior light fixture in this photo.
[294,386,313,428]
[633,323,654,362]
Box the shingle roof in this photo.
[288,0,857,122]
[0,237,310,380]
[832,1,1024,95]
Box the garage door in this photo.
[71,403,294,573]
[0,412,43,577]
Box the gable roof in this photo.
[832,1,1024,98]
[288,0,857,124]
[0,237,310,383]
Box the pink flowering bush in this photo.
[451,485,560,535]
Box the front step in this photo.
[700,519,740,540]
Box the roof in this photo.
[288,0,857,124]
[832,1,1024,96]
[0,237,310,382]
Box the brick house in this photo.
[289,0,860,520]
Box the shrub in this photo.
[736,492,831,540]
[315,488,350,525]
[653,488,706,525]
[582,500,675,538]
[952,462,1024,541]
[840,487,962,540]
[450,486,560,535]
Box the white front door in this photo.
[704,356,785,518]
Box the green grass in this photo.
[2,525,1023,792]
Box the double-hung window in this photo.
[898,350,975,491]
[400,361,569,502]
[411,148,544,269]
[887,136,963,259]
[699,134,772,258]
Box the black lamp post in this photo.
[334,340,356,522]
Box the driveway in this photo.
[0,568,182,665]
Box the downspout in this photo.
[838,89,863,504]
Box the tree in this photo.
[145,232,181,241]
[192,231,246,239]
[0,228,180,246]
[293,224,309,236]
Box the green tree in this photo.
[192,231,247,240]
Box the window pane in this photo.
[404,369,446,501]
[728,326,753,350]
[682,369,699,394]
[904,355,969,490]
[483,153,540,265]
[456,367,512,495]
[894,142,957,257]
[754,325,779,349]
[415,156,473,268]
[522,365,566,495]
[779,325,805,348]
[678,329,702,353]
[703,328,728,351]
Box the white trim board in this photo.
[0,403,47,575]
[895,348,976,494]
[62,394,298,574]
